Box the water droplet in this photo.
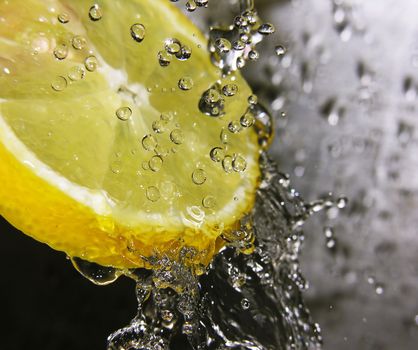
[375,283,384,295]
[240,298,251,310]
[182,322,194,335]
[258,23,275,35]
[240,111,255,127]
[192,169,207,185]
[178,76,194,91]
[51,76,67,91]
[222,155,234,173]
[57,13,70,24]
[165,38,181,54]
[248,94,258,105]
[155,144,169,157]
[170,129,184,145]
[176,45,192,61]
[275,45,286,57]
[53,44,68,60]
[228,120,242,133]
[202,195,216,208]
[222,84,238,97]
[142,134,158,151]
[146,186,160,202]
[210,147,225,162]
[220,128,229,144]
[158,50,172,67]
[116,107,132,121]
[72,35,87,50]
[130,23,146,43]
[248,50,259,61]
[71,257,120,285]
[152,120,167,134]
[149,156,163,172]
[68,66,85,81]
[233,155,247,172]
[186,0,197,12]
[89,4,103,21]
[199,87,225,117]
[84,55,98,72]
[215,38,231,53]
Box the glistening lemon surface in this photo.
[0,0,261,268]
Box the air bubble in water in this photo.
[210,147,225,162]
[89,4,103,21]
[142,134,158,151]
[146,186,160,202]
[199,87,225,116]
[248,50,259,61]
[241,298,250,310]
[202,195,216,208]
[170,129,184,145]
[215,38,232,53]
[165,38,182,54]
[84,55,98,72]
[68,66,85,81]
[178,76,194,91]
[240,111,255,127]
[53,44,68,60]
[116,107,132,121]
[186,0,197,12]
[149,156,163,172]
[192,169,207,185]
[233,155,247,172]
[72,35,87,50]
[51,76,67,91]
[176,45,192,61]
[57,13,70,24]
[130,23,146,43]
[158,50,172,67]
[275,45,286,57]
[222,155,234,173]
[258,23,275,35]
[228,120,242,133]
[152,120,167,134]
[222,84,238,97]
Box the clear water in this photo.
[71,1,351,349]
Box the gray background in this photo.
[242,0,418,349]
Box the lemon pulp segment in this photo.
[0,0,260,268]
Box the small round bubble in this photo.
[192,169,207,185]
[84,55,98,72]
[202,195,216,209]
[130,23,146,43]
[149,156,163,172]
[68,66,85,81]
[233,155,247,172]
[51,76,67,91]
[178,76,194,91]
[53,44,68,60]
[228,120,242,133]
[158,50,171,67]
[57,13,70,24]
[146,186,160,202]
[222,84,238,97]
[72,35,87,50]
[210,147,225,162]
[142,134,158,151]
[89,4,103,21]
[222,155,234,173]
[258,23,275,35]
[116,107,132,121]
[275,45,286,56]
[170,129,184,145]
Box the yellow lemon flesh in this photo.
[0,0,260,269]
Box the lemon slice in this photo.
[0,0,260,268]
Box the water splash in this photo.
[97,155,348,349]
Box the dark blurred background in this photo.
[1,0,418,349]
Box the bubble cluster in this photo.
[159,38,192,67]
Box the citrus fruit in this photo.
[0,0,261,269]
